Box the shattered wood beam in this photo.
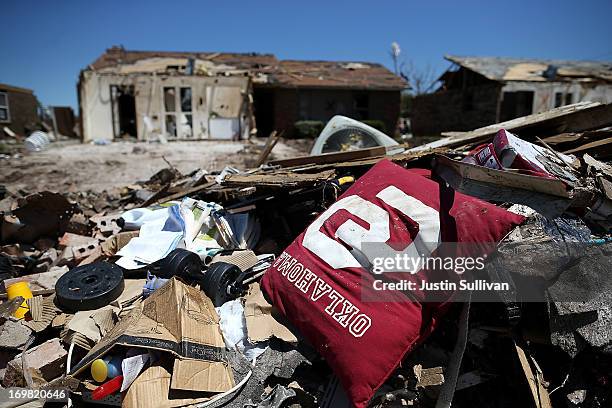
[563,137,612,156]
[274,149,445,174]
[222,170,336,188]
[433,155,572,219]
[269,146,391,168]
[255,130,282,167]
[408,102,612,152]
[514,342,553,408]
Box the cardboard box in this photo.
[123,365,212,408]
[69,278,234,393]
[244,283,298,343]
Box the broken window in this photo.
[164,87,176,112]
[0,92,9,122]
[555,92,573,108]
[500,91,534,122]
[163,86,193,139]
[180,88,192,112]
[180,114,193,138]
[165,115,177,138]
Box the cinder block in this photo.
[3,338,67,387]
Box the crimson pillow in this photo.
[261,160,524,407]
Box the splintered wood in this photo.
[223,169,336,187]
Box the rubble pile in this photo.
[0,102,611,407]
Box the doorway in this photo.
[253,88,275,138]
[110,85,137,138]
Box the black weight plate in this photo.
[202,262,241,307]
[56,262,124,311]
[159,249,203,280]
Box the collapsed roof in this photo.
[445,54,612,83]
[84,46,407,90]
[0,83,35,95]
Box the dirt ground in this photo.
[0,138,312,193]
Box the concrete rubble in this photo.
[0,103,611,407]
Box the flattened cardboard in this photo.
[212,250,259,272]
[244,283,298,343]
[69,278,234,393]
[24,295,59,332]
[111,278,146,309]
[26,296,44,320]
[123,365,211,408]
[171,359,234,392]
[66,308,115,343]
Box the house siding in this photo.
[79,72,251,142]
[262,87,401,137]
[412,84,501,136]
[0,87,39,137]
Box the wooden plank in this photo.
[254,130,282,167]
[563,137,612,155]
[269,145,392,168]
[434,155,571,197]
[540,133,584,145]
[270,148,445,174]
[433,155,572,219]
[223,169,336,188]
[514,342,553,408]
[408,102,612,152]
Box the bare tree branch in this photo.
[400,61,438,95]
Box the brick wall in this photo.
[272,88,299,137]
[368,90,401,136]
[411,84,501,136]
[0,89,39,136]
[268,88,401,138]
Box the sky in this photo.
[3,0,612,110]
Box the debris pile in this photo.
[1,101,611,407]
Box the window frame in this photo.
[0,91,10,123]
[162,86,194,139]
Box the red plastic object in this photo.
[92,375,123,400]
[463,143,503,170]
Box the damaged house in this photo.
[78,47,406,142]
[0,83,39,138]
[412,55,612,136]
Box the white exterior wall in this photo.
[80,71,251,142]
[501,81,612,114]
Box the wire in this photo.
[66,340,75,408]
[66,340,75,374]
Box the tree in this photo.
[400,61,437,95]
[388,42,438,95]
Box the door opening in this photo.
[253,88,275,138]
[111,85,137,138]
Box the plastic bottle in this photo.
[6,281,33,319]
